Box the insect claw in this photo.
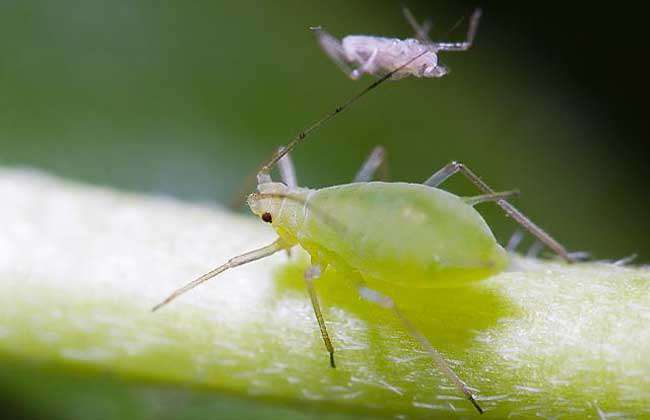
[468,394,484,414]
[329,352,336,368]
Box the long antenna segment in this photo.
[257,50,429,181]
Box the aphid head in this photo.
[247,182,289,223]
[247,182,312,242]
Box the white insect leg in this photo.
[312,27,353,75]
[277,149,297,258]
[350,48,379,80]
[402,6,433,43]
[431,8,482,52]
[424,161,574,263]
[506,230,525,253]
[152,239,287,311]
[230,148,297,210]
[526,240,544,258]
[353,146,389,182]
[277,148,297,188]
[464,189,519,206]
[304,265,336,368]
[356,283,483,414]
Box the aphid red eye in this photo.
[261,212,273,223]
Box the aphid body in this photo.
[249,181,508,289]
[314,8,482,80]
[337,35,446,79]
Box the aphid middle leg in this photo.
[350,48,379,80]
[356,283,484,414]
[277,148,298,189]
[304,265,336,368]
[353,146,389,182]
[277,150,298,257]
[423,161,575,263]
[526,241,544,258]
[506,230,525,252]
[431,8,482,52]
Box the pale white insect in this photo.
[313,7,482,80]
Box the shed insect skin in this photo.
[313,7,482,80]
[153,20,575,414]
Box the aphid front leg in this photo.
[353,146,389,182]
[277,150,298,257]
[356,283,483,414]
[277,148,298,189]
[424,161,574,262]
[304,265,336,368]
[402,6,433,43]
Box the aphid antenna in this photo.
[445,14,467,38]
[152,192,346,312]
[256,50,430,184]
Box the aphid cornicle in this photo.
[153,13,575,414]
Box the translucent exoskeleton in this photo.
[153,32,575,414]
[313,7,482,80]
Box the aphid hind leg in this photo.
[304,265,336,368]
[353,146,389,182]
[424,161,574,263]
[356,283,483,414]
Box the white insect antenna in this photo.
[151,192,344,312]
[256,50,429,183]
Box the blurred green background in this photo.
[1,0,648,260]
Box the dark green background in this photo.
[0,0,647,258]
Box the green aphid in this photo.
[153,47,575,415]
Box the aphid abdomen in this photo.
[341,36,436,79]
[299,182,508,287]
